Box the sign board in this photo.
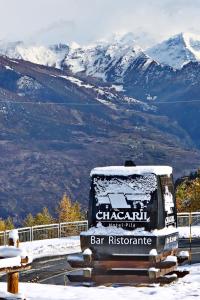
[80,232,179,256]
[92,174,157,230]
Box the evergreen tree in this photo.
[176,176,200,212]
[0,219,6,231]
[57,193,73,223]
[5,217,14,230]
[34,207,54,225]
[71,202,83,221]
[57,193,83,222]
[23,213,35,227]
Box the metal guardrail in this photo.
[0,221,88,246]
[0,213,199,246]
[177,212,200,227]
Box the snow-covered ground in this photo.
[21,236,80,259]
[178,226,200,239]
[17,226,200,261]
[0,229,199,299]
[0,226,196,264]
[0,264,199,300]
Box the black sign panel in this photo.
[160,175,177,227]
[80,232,179,257]
[91,174,158,230]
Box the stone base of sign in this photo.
[67,232,189,285]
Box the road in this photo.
[1,240,200,285]
[179,238,200,264]
[0,255,72,285]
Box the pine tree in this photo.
[176,177,200,212]
[5,217,14,230]
[0,219,6,231]
[23,213,35,227]
[57,193,73,223]
[57,193,83,223]
[34,207,54,225]
[71,202,83,221]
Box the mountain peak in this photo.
[64,31,146,81]
[146,32,200,69]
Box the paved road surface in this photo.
[179,238,200,264]
[0,255,72,285]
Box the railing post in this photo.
[3,231,6,246]
[7,230,20,294]
[31,226,34,241]
[58,223,61,239]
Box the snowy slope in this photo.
[21,236,80,259]
[0,41,68,68]
[1,32,200,73]
[64,33,152,82]
[146,32,200,69]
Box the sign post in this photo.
[7,230,20,294]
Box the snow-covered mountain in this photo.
[64,33,153,82]
[146,32,200,69]
[1,32,200,77]
[0,33,153,83]
[0,40,69,68]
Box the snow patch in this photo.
[21,236,80,259]
[17,76,42,91]
[60,75,93,89]
[149,249,158,256]
[0,256,21,269]
[5,65,13,71]
[111,85,124,92]
[178,226,200,238]
[83,248,92,255]
[178,251,189,258]
[9,229,19,243]
[164,255,177,263]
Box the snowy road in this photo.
[1,244,198,286]
[21,255,72,285]
[0,264,200,300]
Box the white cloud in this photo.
[0,0,200,47]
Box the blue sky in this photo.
[0,0,200,47]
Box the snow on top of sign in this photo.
[81,223,178,236]
[90,166,172,177]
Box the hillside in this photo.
[0,55,199,222]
